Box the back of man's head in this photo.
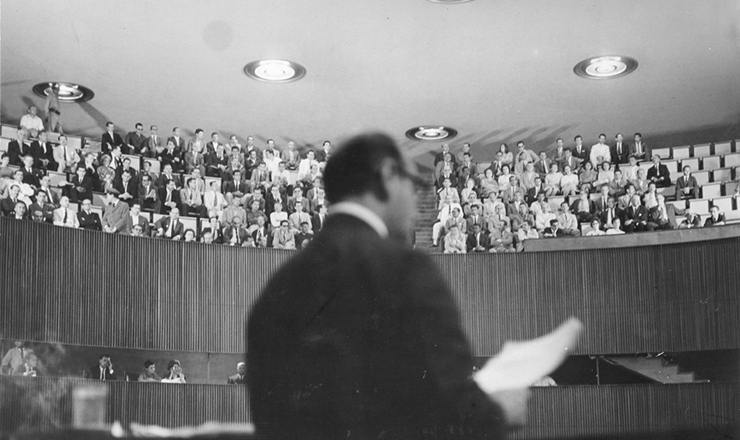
[323,133,404,204]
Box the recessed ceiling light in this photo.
[32,82,94,102]
[573,55,638,80]
[405,126,458,141]
[243,59,306,83]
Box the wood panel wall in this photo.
[1,218,738,356]
[1,377,736,438]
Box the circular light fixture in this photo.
[243,59,306,83]
[573,55,638,80]
[32,82,94,102]
[405,126,458,141]
[427,0,474,3]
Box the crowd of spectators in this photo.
[431,134,737,253]
[1,121,333,249]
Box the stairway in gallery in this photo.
[603,355,709,384]
[413,183,439,250]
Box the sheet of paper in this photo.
[474,316,583,394]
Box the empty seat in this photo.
[667,199,686,210]
[712,196,734,214]
[651,147,671,160]
[688,198,710,214]
[693,144,712,157]
[1,125,18,139]
[549,195,565,212]
[662,159,679,174]
[726,209,740,223]
[701,182,721,199]
[714,141,732,155]
[693,170,711,186]
[672,146,690,160]
[47,171,67,187]
[702,155,721,170]
[477,162,491,174]
[0,137,9,152]
[724,153,740,168]
[723,181,739,196]
[681,157,699,171]
[712,168,732,183]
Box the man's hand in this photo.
[489,388,530,428]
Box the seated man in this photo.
[205,144,229,177]
[675,165,700,200]
[542,218,565,238]
[78,199,102,231]
[203,181,228,218]
[432,206,465,247]
[556,202,581,236]
[223,169,250,206]
[252,215,271,248]
[466,203,486,232]
[7,129,31,166]
[1,341,29,374]
[622,195,648,233]
[647,194,686,231]
[30,130,57,172]
[63,167,94,203]
[222,196,247,227]
[647,155,671,188]
[28,190,55,223]
[250,161,272,193]
[223,215,250,246]
[571,191,595,224]
[288,201,311,232]
[608,169,628,198]
[114,169,138,207]
[137,173,161,213]
[272,219,296,249]
[12,351,39,377]
[515,221,539,251]
[465,223,489,253]
[489,223,515,252]
[158,179,183,215]
[200,215,224,245]
[681,209,702,229]
[154,208,184,240]
[180,177,208,218]
[52,196,79,228]
[20,155,42,188]
[704,205,726,227]
[127,203,151,236]
[294,221,314,249]
[444,224,467,254]
[90,354,116,381]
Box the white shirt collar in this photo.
[329,201,388,238]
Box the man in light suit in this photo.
[675,165,700,200]
[53,134,80,173]
[146,125,163,157]
[102,188,130,234]
[7,129,31,166]
[227,362,247,385]
[247,132,526,440]
[53,195,79,228]
[126,203,151,236]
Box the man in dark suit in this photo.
[647,154,671,188]
[223,215,249,246]
[675,165,700,200]
[205,132,221,154]
[466,223,490,252]
[158,179,182,214]
[146,125,163,157]
[597,197,622,231]
[63,166,95,203]
[622,195,648,232]
[647,194,685,230]
[124,123,148,155]
[630,133,648,161]
[571,135,590,162]
[127,203,151,236]
[114,169,139,207]
[609,133,630,166]
[7,129,31,166]
[704,205,726,227]
[101,121,125,154]
[154,209,184,240]
[78,199,102,231]
[89,354,116,380]
[205,144,229,177]
[20,155,42,188]
[311,204,327,232]
[155,164,181,190]
[137,173,161,212]
[247,133,523,440]
[30,130,57,171]
[167,127,186,156]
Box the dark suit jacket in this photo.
[598,207,623,226]
[20,167,41,188]
[704,214,726,227]
[466,231,491,252]
[0,198,21,217]
[675,175,699,195]
[89,365,116,380]
[126,214,151,236]
[67,174,95,203]
[167,136,186,154]
[30,141,56,169]
[647,164,671,188]
[78,210,102,231]
[7,140,30,166]
[223,179,249,196]
[648,204,685,229]
[157,187,182,212]
[610,143,631,165]
[156,173,182,190]
[311,212,326,232]
[227,374,246,385]
[154,216,184,239]
[223,225,250,245]
[101,132,124,154]
[622,205,648,223]
[571,144,590,162]
[247,214,505,439]
[114,180,139,205]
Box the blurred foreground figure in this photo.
[248,132,527,440]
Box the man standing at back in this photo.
[248,133,526,440]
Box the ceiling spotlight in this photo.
[243,59,306,83]
[405,126,458,141]
[32,82,94,102]
[573,55,638,80]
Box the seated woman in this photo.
[560,165,579,197]
[478,168,499,199]
[138,360,162,382]
[643,182,658,210]
[593,162,615,190]
[443,224,466,254]
[578,161,598,191]
[96,154,114,193]
[459,177,478,203]
[499,143,514,168]
[543,163,563,197]
[586,219,606,236]
[497,165,513,192]
[161,360,187,383]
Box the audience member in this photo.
[466,223,489,253]
[542,219,564,238]
[556,202,581,236]
[159,179,183,215]
[101,122,125,154]
[147,125,164,157]
[125,123,147,155]
[227,362,247,384]
[294,222,314,249]
[516,221,539,250]
[1,341,29,375]
[647,155,671,188]
[155,209,184,240]
[138,360,162,382]
[44,84,63,133]
[704,205,726,227]
[675,165,700,200]
[605,217,625,235]
[590,133,611,167]
[610,133,630,165]
[443,224,466,254]
[30,131,57,171]
[53,196,79,228]
[681,209,702,229]
[181,177,208,218]
[78,199,102,231]
[631,133,648,161]
[514,141,538,174]
[586,219,605,236]
[622,195,649,233]
[162,360,186,383]
[272,219,296,249]
[19,105,44,138]
[12,351,39,377]
[490,224,515,252]
[7,129,30,166]
[90,354,116,380]
[127,203,151,236]
[28,190,55,223]
[102,189,131,234]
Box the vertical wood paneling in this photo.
[1,218,739,355]
[1,377,735,438]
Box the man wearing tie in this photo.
[168,127,186,156]
[311,204,327,232]
[125,123,147,155]
[155,208,184,240]
[53,135,80,173]
[675,165,700,200]
[101,122,124,154]
[102,189,130,234]
[158,179,182,215]
[630,133,647,161]
[53,196,80,228]
[30,130,57,171]
[89,355,116,381]
[610,133,630,166]
[147,125,163,157]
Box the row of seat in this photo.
[653,140,737,160]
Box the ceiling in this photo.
[2,0,740,167]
